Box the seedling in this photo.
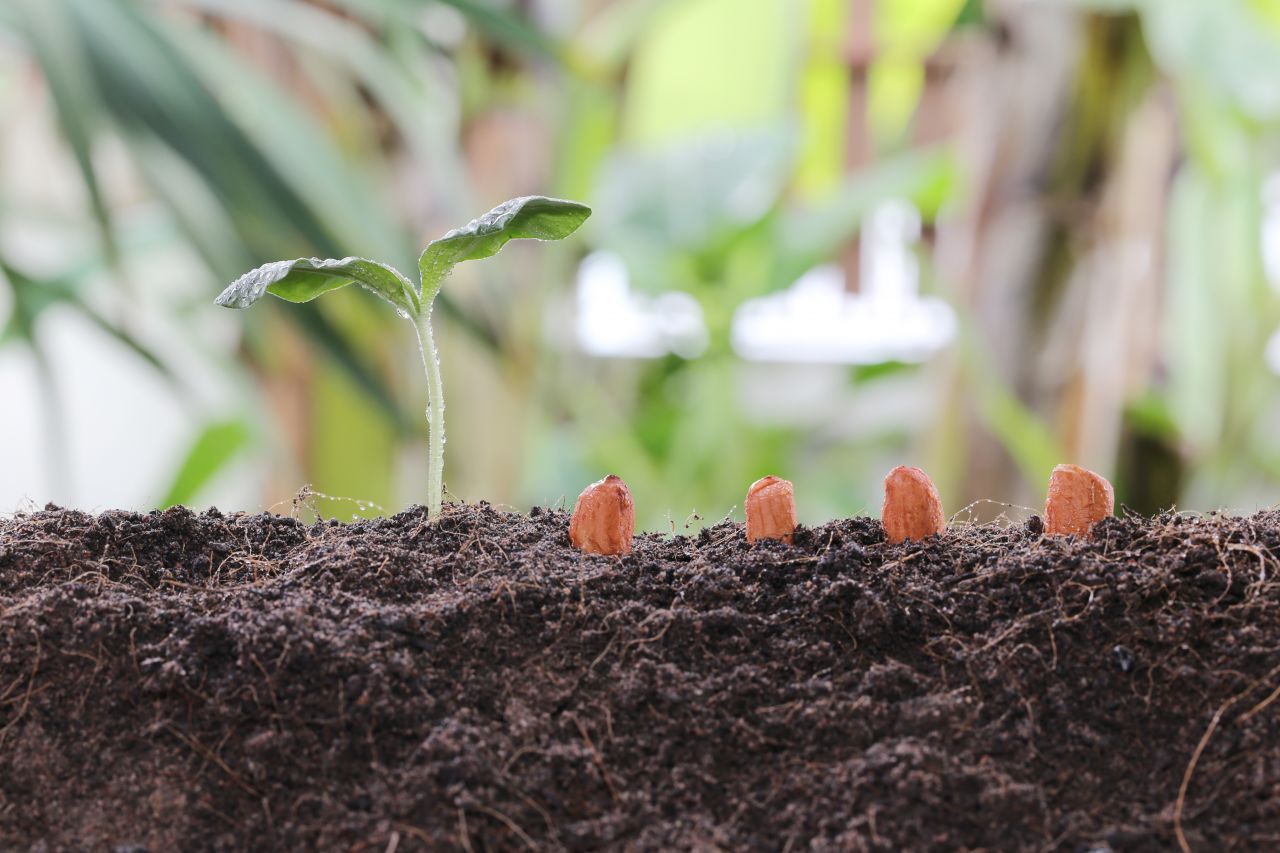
[216,196,591,518]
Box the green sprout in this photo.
[216,196,591,518]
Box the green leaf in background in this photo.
[0,259,177,384]
[9,0,114,254]
[431,0,563,61]
[592,131,793,274]
[795,0,851,197]
[975,384,1063,493]
[869,0,969,142]
[1139,0,1280,122]
[159,419,253,509]
[952,314,1063,492]
[775,147,958,284]
[621,0,791,144]
[215,257,419,316]
[417,196,592,298]
[10,0,417,437]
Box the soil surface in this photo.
[2,503,1279,851]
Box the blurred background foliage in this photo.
[1,0,1279,528]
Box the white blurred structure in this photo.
[574,251,708,358]
[575,201,957,366]
[731,200,956,364]
[1264,174,1280,375]
[1265,174,1280,289]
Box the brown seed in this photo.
[881,466,946,544]
[1044,464,1114,536]
[745,476,797,544]
[569,474,635,555]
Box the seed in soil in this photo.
[881,465,946,543]
[569,474,636,555]
[1045,463,1114,536]
[745,475,797,543]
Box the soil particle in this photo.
[2,504,1279,850]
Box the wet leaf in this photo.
[418,196,591,299]
[215,257,419,316]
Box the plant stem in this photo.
[412,306,446,517]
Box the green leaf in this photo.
[215,256,419,315]
[159,419,252,508]
[593,132,792,258]
[10,0,114,252]
[418,196,591,298]
[55,0,418,424]
[0,259,180,386]
[622,0,791,144]
[955,322,1062,490]
[430,0,563,63]
[778,148,957,271]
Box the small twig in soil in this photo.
[1175,697,1235,853]
[454,810,474,853]
[248,652,281,715]
[876,548,928,574]
[572,715,620,804]
[470,803,538,850]
[1238,678,1280,724]
[0,683,50,708]
[1226,542,1271,585]
[1175,662,1280,852]
[622,610,675,658]
[161,722,263,799]
[393,822,434,849]
[0,630,41,747]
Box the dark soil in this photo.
[2,503,1279,851]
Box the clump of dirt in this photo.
[2,503,1279,850]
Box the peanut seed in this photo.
[882,466,946,544]
[746,476,797,544]
[569,474,635,555]
[1044,464,1113,536]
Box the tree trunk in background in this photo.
[840,0,876,294]
[1047,83,1176,492]
[930,4,1080,516]
[930,7,1176,518]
